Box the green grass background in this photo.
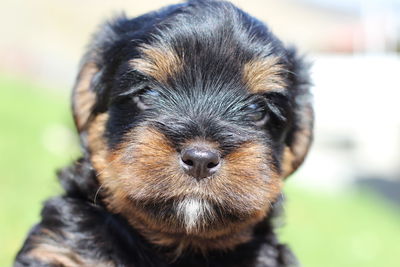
[1,74,399,266]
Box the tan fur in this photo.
[243,57,286,93]
[72,62,98,132]
[87,119,283,254]
[281,103,313,178]
[281,146,296,178]
[27,229,114,267]
[130,43,183,84]
[87,113,110,168]
[28,244,86,267]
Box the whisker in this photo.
[93,183,105,205]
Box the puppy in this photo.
[15,0,313,266]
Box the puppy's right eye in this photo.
[246,99,269,126]
[132,88,159,110]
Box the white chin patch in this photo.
[176,198,213,232]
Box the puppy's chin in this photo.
[118,185,275,242]
[176,197,214,233]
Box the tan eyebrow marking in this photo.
[243,56,287,93]
[129,43,183,84]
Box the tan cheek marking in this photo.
[243,57,286,93]
[114,126,179,193]
[85,113,133,214]
[72,62,98,132]
[89,124,182,217]
[218,141,282,217]
[117,126,185,203]
[130,44,183,84]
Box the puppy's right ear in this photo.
[71,18,122,147]
[72,59,99,135]
[281,48,314,179]
[71,51,104,149]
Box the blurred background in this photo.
[1,0,399,266]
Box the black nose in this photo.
[180,147,221,180]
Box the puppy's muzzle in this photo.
[180,145,220,180]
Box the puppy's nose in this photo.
[180,147,220,180]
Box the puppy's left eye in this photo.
[132,88,159,110]
[247,100,269,126]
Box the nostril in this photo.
[182,159,194,166]
[207,161,218,169]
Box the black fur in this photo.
[15,1,311,266]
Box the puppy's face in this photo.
[72,2,313,249]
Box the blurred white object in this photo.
[294,54,400,192]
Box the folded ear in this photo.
[71,46,106,150]
[281,49,314,178]
[71,17,123,147]
[72,60,99,135]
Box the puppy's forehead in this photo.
[128,5,287,95]
[130,41,286,95]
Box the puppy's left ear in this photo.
[281,48,314,178]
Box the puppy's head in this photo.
[72,1,313,251]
